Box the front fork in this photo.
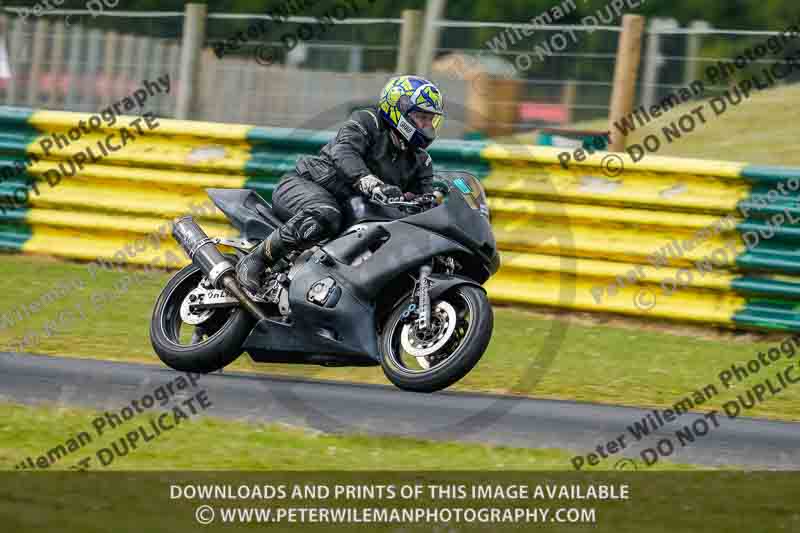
[400,264,433,331]
[416,265,432,331]
[416,257,455,329]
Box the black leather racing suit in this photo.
[295,107,434,200]
[236,107,435,293]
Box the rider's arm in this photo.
[408,149,434,195]
[328,110,376,187]
[329,110,402,200]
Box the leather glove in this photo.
[354,174,382,196]
[355,175,402,202]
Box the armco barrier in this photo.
[2,106,800,332]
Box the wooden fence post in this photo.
[416,0,446,77]
[396,9,422,74]
[175,3,207,120]
[608,15,645,152]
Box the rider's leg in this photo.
[236,175,342,294]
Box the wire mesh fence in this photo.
[435,18,800,133]
[1,7,797,138]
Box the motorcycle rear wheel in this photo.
[379,285,493,393]
[150,261,254,373]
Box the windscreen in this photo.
[434,172,490,219]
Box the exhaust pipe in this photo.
[172,216,269,322]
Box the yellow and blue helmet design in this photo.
[378,75,444,149]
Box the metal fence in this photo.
[1,7,797,138]
[435,18,800,129]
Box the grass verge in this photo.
[0,401,696,471]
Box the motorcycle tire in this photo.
[379,285,493,393]
[150,259,255,374]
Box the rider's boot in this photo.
[235,230,290,295]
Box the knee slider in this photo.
[295,218,330,245]
[282,209,339,249]
[309,204,342,235]
[299,205,341,241]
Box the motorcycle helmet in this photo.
[378,75,444,150]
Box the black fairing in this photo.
[403,191,497,267]
[320,222,471,301]
[206,188,281,241]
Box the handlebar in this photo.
[372,193,439,212]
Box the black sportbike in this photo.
[150,172,500,392]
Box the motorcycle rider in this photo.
[236,75,445,294]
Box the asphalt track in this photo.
[1,352,798,469]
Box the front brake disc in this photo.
[400,301,457,359]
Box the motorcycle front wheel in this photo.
[379,285,493,393]
[149,260,254,373]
